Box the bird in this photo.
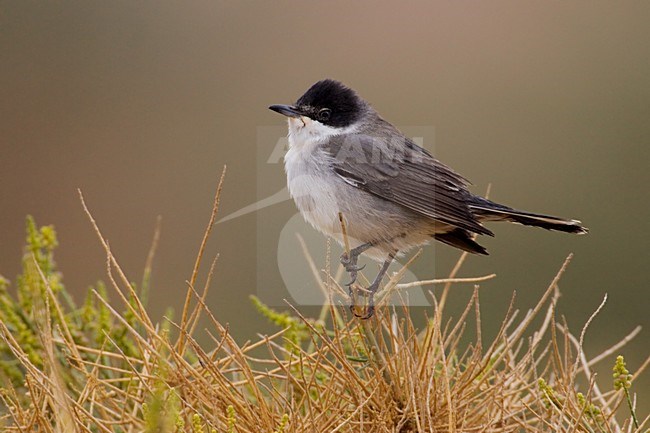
[269,79,587,318]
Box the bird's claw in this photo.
[346,263,366,272]
[349,303,375,319]
[341,251,365,286]
[345,265,366,272]
[344,263,365,287]
[341,247,381,319]
[348,283,379,320]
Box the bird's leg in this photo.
[340,242,373,287]
[352,251,396,320]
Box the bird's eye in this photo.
[317,108,332,121]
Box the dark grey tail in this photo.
[434,228,489,255]
[469,198,588,235]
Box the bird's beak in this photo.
[269,104,303,118]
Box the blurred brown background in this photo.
[2,2,649,403]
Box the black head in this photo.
[269,79,365,128]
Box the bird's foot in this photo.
[339,251,356,269]
[344,264,366,287]
[349,281,380,320]
[340,252,366,286]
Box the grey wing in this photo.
[326,133,493,236]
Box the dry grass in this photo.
[0,170,647,432]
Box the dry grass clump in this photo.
[0,171,647,432]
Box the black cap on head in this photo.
[294,79,365,128]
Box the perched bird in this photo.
[270,79,587,318]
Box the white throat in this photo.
[287,117,358,150]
